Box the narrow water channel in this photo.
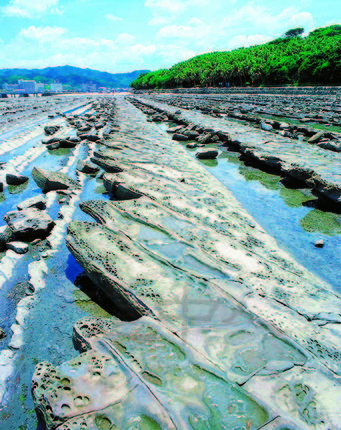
[157,122,341,291]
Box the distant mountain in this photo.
[0,65,150,88]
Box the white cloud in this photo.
[1,0,59,17]
[148,15,169,26]
[228,34,272,50]
[222,5,314,35]
[106,14,123,22]
[131,44,156,56]
[158,25,193,38]
[19,26,67,41]
[115,33,135,44]
[145,0,186,14]
[289,12,314,29]
[157,21,210,39]
[157,43,196,64]
[188,17,202,25]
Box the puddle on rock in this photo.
[155,121,341,290]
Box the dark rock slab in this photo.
[196,149,219,159]
[76,160,100,175]
[172,133,188,141]
[4,208,55,241]
[32,167,80,192]
[44,125,61,135]
[6,173,29,186]
[46,142,60,150]
[0,225,14,251]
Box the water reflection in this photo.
[239,166,281,191]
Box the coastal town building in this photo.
[51,82,63,92]
[18,79,37,93]
[81,83,97,92]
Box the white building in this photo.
[18,80,37,93]
[36,83,45,93]
[3,83,19,91]
[81,83,97,92]
[51,82,63,92]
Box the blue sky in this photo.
[0,0,339,73]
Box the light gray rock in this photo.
[7,241,29,254]
[17,195,46,211]
[261,122,273,131]
[76,160,100,175]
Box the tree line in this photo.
[131,25,341,89]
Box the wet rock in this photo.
[66,221,148,319]
[32,167,80,192]
[261,122,273,131]
[6,241,29,254]
[32,316,269,430]
[44,125,61,135]
[183,130,200,139]
[187,142,198,148]
[101,174,143,200]
[46,141,60,150]
[58,139,78,148]
[308,131,326,144]
[0,182,3,193]
[197,132,215,144]
[315,239,324,248]
[317,140,341,153]
[172,133,188,141]
[76,160,100,175]
[0,225,14,250]
[4,208,55,241]
[0,328,6,340]
[196,149,219,159]
[216,131,231,142]
[6,173,29,186]
[17,195,46,211]
[90,157,124,173]
[166,125,183,133]
[42,136,60,145]
[82,133,100,142]
[279,130,292,137]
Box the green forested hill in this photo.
[131,25,341,89]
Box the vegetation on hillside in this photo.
[131,25,341,89]
[0,66,150,89]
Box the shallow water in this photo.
[256,113,341,134]
[157,122,341,290]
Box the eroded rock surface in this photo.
[16,94,341,430]
[33,317,270,430]
[4,207,55,241]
